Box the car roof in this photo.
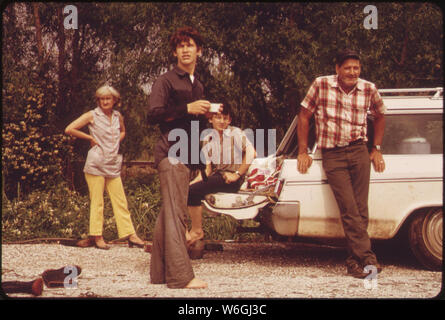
[379,88,443,114]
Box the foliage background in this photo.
[2,3,442,241]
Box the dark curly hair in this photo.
[220,100,233,119]
[169,26,204,53]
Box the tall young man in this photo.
[147,26,210,289]
[297,50,386,278]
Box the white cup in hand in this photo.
[209,103,222,113]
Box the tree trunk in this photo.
[71,28,80,82]
[56,5,68,125]
[32,3,43,64]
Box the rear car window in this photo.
[382,114,443,154]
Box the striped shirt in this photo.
[83,107,123,178]
[201,126,253,174]
[301,75,386,148]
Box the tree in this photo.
[3,2,442,171]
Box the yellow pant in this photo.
[84,173,136,238]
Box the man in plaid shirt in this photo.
[297,50,386,279]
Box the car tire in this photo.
[408,208,443,271]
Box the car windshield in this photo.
[382,114,443,154]
[277,116,316,157]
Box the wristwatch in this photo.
[373,145,381,151]
[235,170,241,177]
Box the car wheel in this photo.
[408,208,443,271]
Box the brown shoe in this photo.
[93,236,110,250]
[128,239,146,248]
[346,263,369,279]
[2,278,44,296]
[42,265,82,288]
[188,239,205,260]
[76,238,94,248]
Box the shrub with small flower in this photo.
[1,181,90,241]
[2,90,74,199]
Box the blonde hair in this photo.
[95,85,121,108]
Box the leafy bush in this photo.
[2,88,73,199]
[2,182,90,241]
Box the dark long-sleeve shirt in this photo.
[148,66,207,168]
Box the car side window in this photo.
[381,114,443,154]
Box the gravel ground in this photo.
[1,241,442,299]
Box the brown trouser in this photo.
[150,158,194,288]
[322,142,378,267]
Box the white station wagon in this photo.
[203,88,443,271]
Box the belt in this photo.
[322,139,364,151]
